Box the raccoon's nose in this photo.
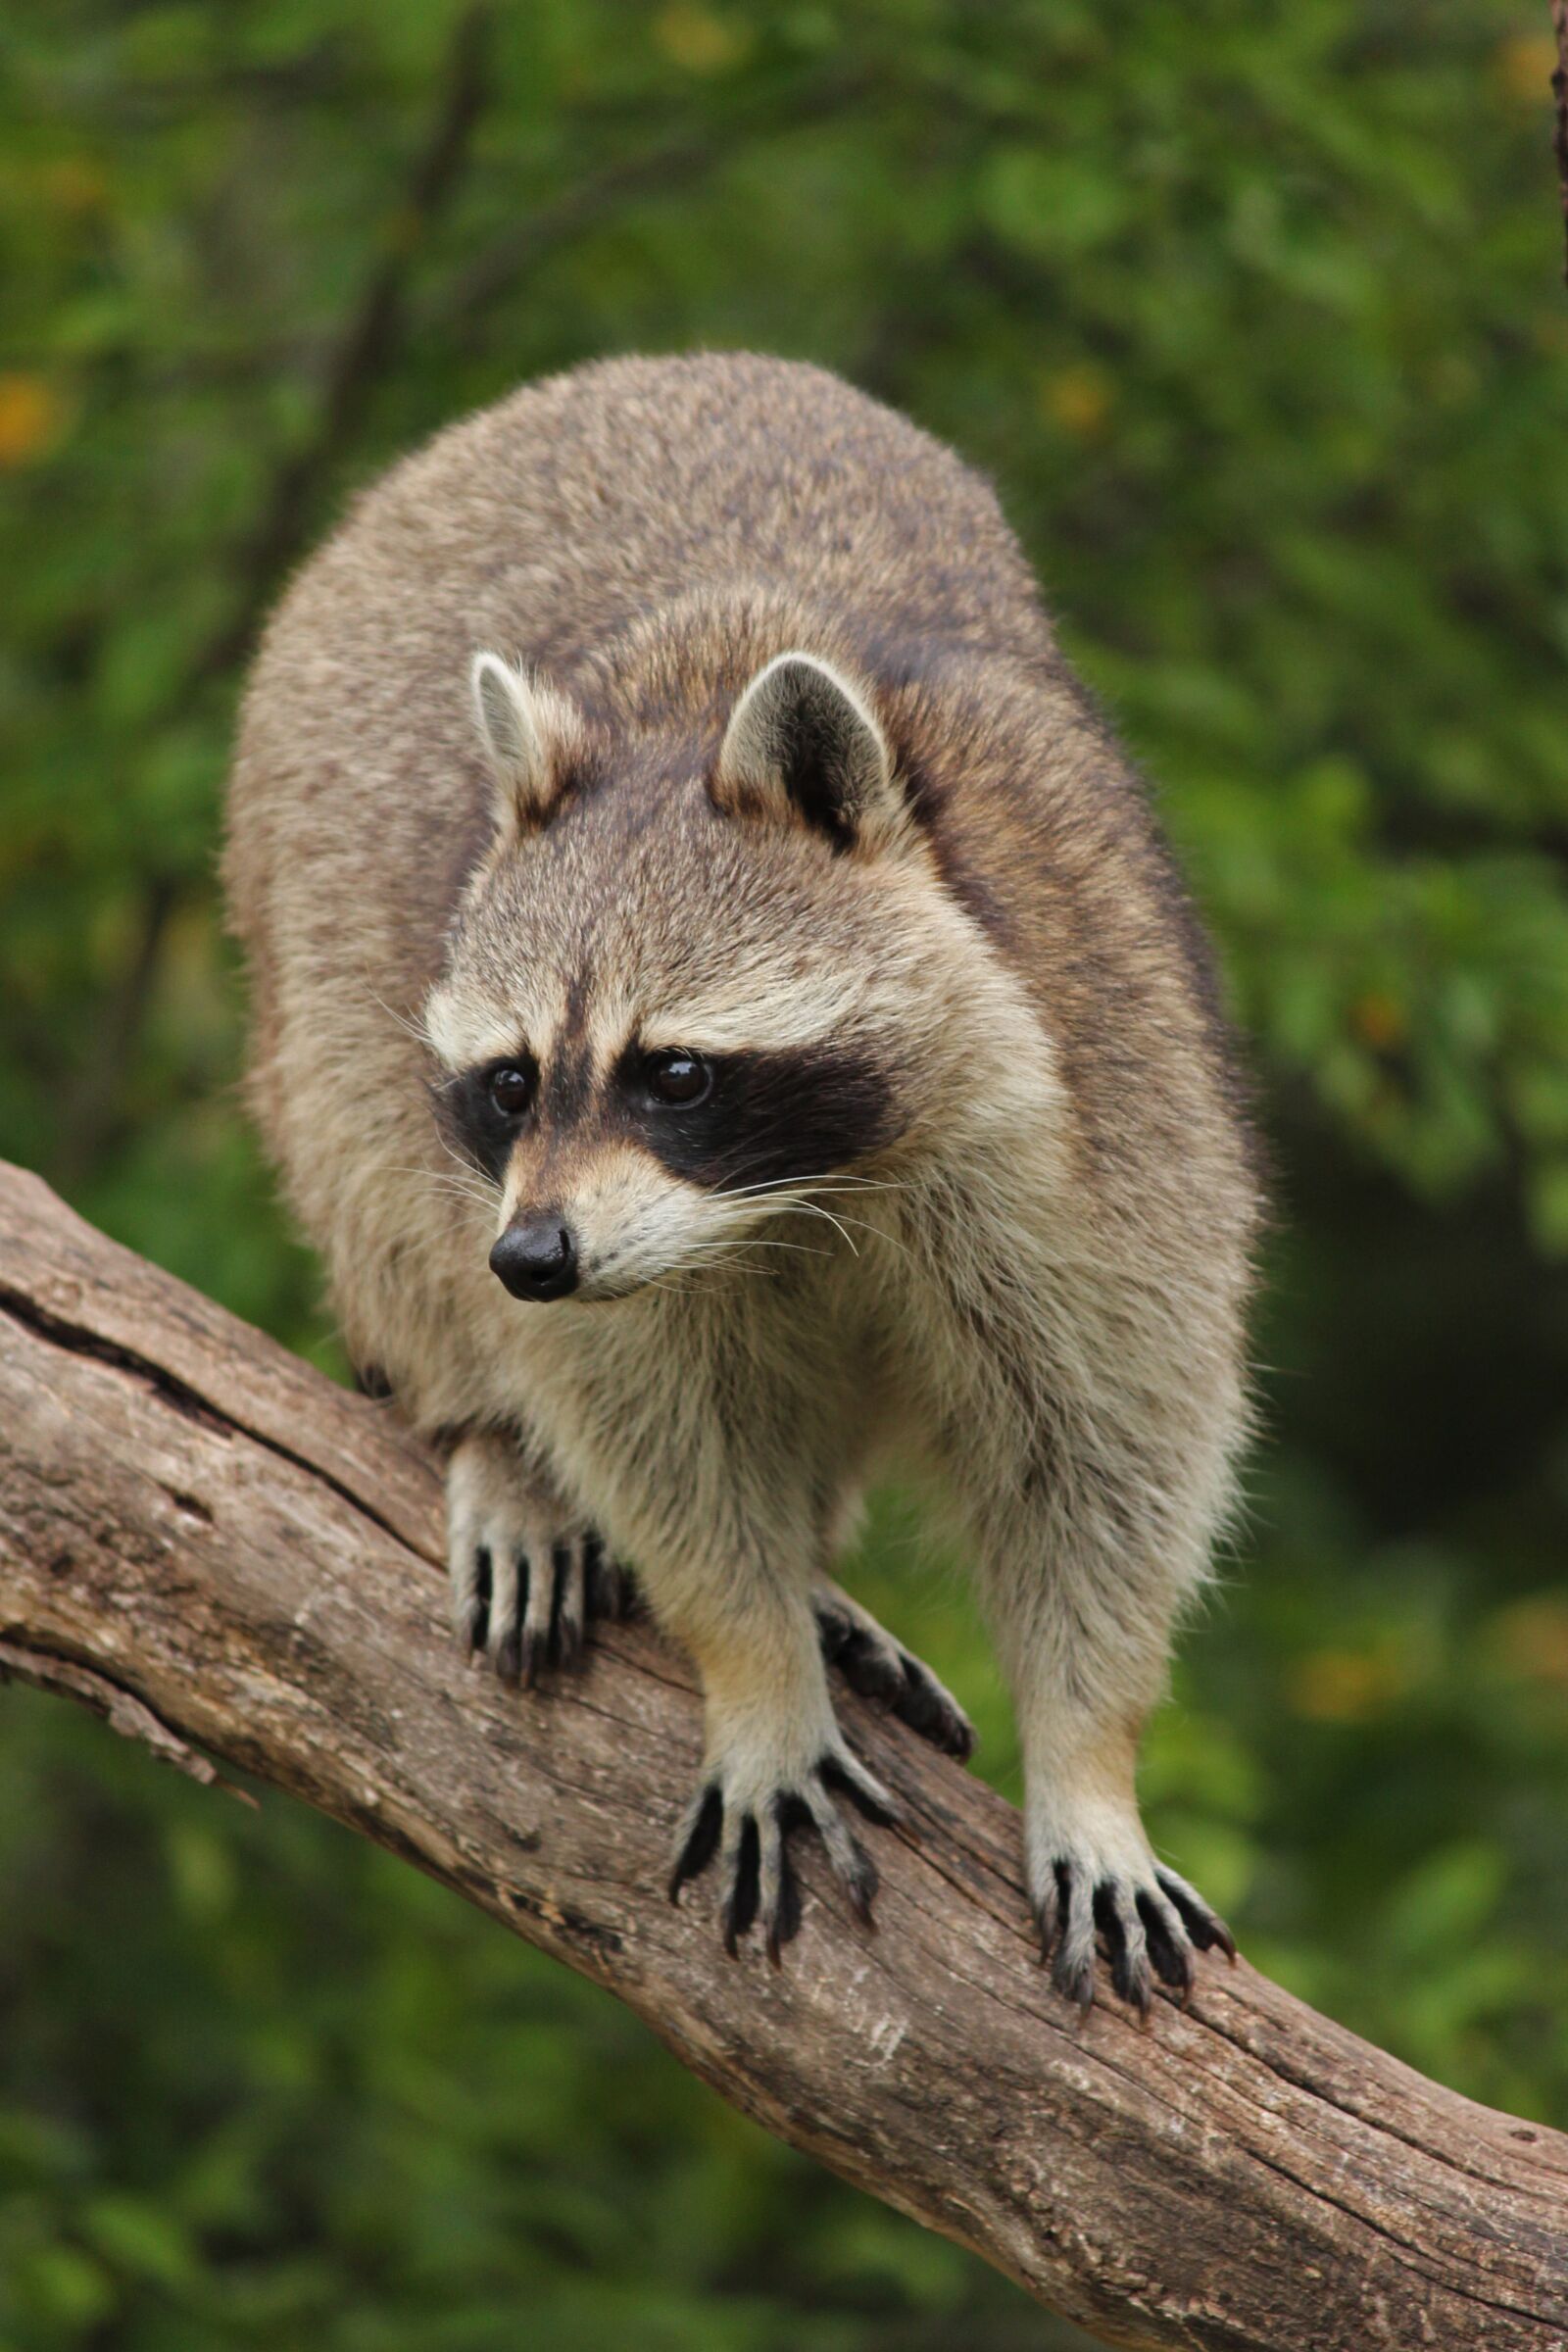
[489,1215,578,1301]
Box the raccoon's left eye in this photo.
[487,1062,535,1116]
[643,1049,711,1107]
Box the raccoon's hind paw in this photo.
[1032,1844,1237,2017]
[667,1744,898,1963]
[813,1586,976,1762]
[444,1436,635,1686]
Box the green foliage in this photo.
[2,0,1566,2343]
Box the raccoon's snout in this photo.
[490,1213,578,1302]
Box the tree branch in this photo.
[0,1158,1564,2352]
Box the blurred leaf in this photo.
[1,0,1565,2342]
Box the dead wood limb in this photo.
[0,1159,1564,2352]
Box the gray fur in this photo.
[225,353,1260,1995]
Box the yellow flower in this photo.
[1038,364,1113,441]
[1350,991,1406,1052]
[1289,1647,1406,1723]
[1494,33,1558,109]
[42,156,109,215]
[1492,1597,1568,1691]
[654,5,748,74]
[0,374,65,467]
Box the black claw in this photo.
[584,1539,623,1623]
[1045,1863,1092,2008]
[1095,1883,1152,2015]
[469,1546,493,1653]
[1136,1890,1192,1994]
[892,1659,976,1761]
[813,1600,853,1661]
[669,1784,723,1901]
[784,1776,880,1926]
[594,1554,639,1623]
[818,1755,897,1829]
[552,1546,585,1674]
[814,1604,976,1764]
[834,1627,906,1706]
[1156,1868,1238,1961]
[516,1624,544,1691]
[1116,1954,1153,2016]
[765,1814,805,1965]
[494,1628,521,1685]
[722,1815,762,1956]
[546,1545,569,1662]
[1031,1864,1061,1961]
[766,1853,804,1966]
[844,1837,879,1928]
[1052,1943,1095,2012]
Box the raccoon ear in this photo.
[469,652,581,836]
[711,653,901,850]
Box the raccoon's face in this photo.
[421,649,954,1303]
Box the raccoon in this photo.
[225,353,1258,2009]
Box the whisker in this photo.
[685,1235,832,1259]
[820,1211,912,1260]
[365,987,431,1048]
[707,1173,910,1206]
[777,1199,858,1255]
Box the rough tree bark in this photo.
[0,1159,1564,2352]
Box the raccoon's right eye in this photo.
[487,1062,535,1117]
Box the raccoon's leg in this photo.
[444,1430,635,1685]
[808,1486,975,1758]
[663,1576,899,1961]
[941,1418,1236,2015]
[976,1520,1237,2015]
[1016,1672,1236,2015]
[811,1581,975,1760]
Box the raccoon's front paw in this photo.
[1030,1813,1237,2016]
[812,1585,976,1762]
[667,1738,898,1963]
[445,1433,635,1686]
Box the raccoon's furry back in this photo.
[225,352,1254,1422]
